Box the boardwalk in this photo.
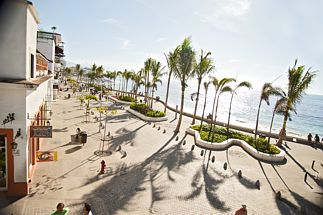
[0,91,322,215]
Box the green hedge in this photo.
[191,124,280,155]
[89,83,106,92]
[118,95,135,102]
[130,103,165,118]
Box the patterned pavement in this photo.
[0,92,322,215]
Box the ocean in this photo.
[111,78,323,139]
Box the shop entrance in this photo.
[0,135,7,190]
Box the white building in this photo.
[0,0,53,196]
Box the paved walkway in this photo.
[0,91,322,215]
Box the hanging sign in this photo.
[30,126,52,138]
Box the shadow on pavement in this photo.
[179,165,230,212]
[65,145,82,154]
[53,127,69,132]
[75,133,186,214]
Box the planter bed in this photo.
[186,126,285,162]
[126,107,168,122]
[108,96,132,105]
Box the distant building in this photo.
[0,0,55,196]
[37,30,66,98]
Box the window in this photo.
[31,54,35,78]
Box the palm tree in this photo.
[226,81,252,137]
[117,70,123,91]
[211,85,233,140]
[150,61,166,108]
[96,65,104,80]
[254,83,281,144]
[173,37,196,133]
[78,69,84,85]
[144,58,154,104]
[109,71,117,90]
[132,70,144,99]
[208,77,235,140]
[191,50,214,125]
[267,95,292,148]
[277,60,317,146]
[124,70,133,93]
[87,72,96,85]
[120,70,127,95]
[164,47,180,113]
[199,81,211,132]
[75,64,81,82]
[91,63,97,74]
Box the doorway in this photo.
[0,135,7,190]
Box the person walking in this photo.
[307,133,313,144]
[315,134,320,143]
[83,203,92,215]
[76,128,81,141]
[51,203,69,215]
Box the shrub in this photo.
[118,95,135,102]
[190,124,280,155]
[130,103,165,118]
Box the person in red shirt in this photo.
[235,204,247,215]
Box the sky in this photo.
[32,0,323,95]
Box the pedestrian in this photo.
[83,203,93,215]
[51,203,69,215]
[235,204,247,215]
[307,133,312,143]
[76,128,81,140]
[315,134,320,143]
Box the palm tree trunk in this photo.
[144,74,147,104]
[174,84,185,133]
[199,90,208,132]
[211,95,221,141]
[192,79,202,125]
[267,110,276,148]
[208,92,218,140]
[254,100,262,148]
[277,109,288,146]
[164,70,172,113]
[151,89,155,108]
[226,93,234,139]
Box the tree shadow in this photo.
[290,190,323,215]
[65,145,82,154]
[271,165,291,191]
[282,147,322,188]
[108,112,137,124]
[179,169,203,200]
[235,172,258,190]
[274,196,297,215]
[258,161,276,193]
[178,165,230,212]
[77,133,187,214]
[107,123,147,150]
[152,137,197,182]
[281,146,306,173]
[63,115,84,121]
[53,127,69,132]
